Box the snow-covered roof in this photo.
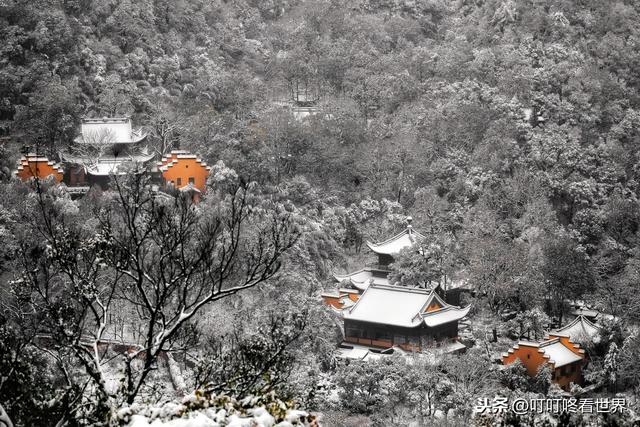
[82,154,156,176]
[508,337,584,368]
[343,284,470,328]
[571,308,600,318]
[539,339,583,368]
[421,305,472,328]
[337,343,399,362]
[570,307,617,324]
[117,393,312,426]
[76,117,147,145]
[15,154,64,175]
[552,315,601,343]
[158,151,210,172]
[442,340,467,354]
[337,342,464,363]
[321,291,340,298]
[321,292,356,311]
[338,288,360,294]
[157,150,190,166]
[179,183,202,193]
[344,284,431,327]
[341,298,356,309]
[366,225,425,255]
[333,268,390,291]
[88,161,123,176]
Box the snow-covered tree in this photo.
[11,173,300,424]
[604,342,620,392]
[506,308,551,340]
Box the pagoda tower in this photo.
[332,217,425,292]
[322,219,473,357]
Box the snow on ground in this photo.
[167,352,188,394]
[129,412,216,427]
[116,392,316,427]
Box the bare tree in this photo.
[66,128,116,171]
[14,173,299,423]
[144,100,185,156]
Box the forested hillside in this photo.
[2,0,640,425]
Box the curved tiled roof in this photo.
[343,283,470,328]
[421,305,472,328]
[333,268,390,291]
[539,339,583,367]
[552,315,601,343]
[83,153,156,176]
[344,284,431,327]
[76,117,147,144]
[502,337,585,368]
[366,226,425,255]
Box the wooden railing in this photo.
[345,335,461,353]
[345,336,393,349]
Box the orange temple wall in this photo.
[503,345,550,378]
[15,156,64,183]
[159,152,210,193]
[502,343,583,389]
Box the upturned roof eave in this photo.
[366,227,426,255]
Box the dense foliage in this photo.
[3,0,640,425]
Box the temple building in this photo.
[157,150,211,194]
[332,268,390,293]
[502,333,586,390]
[330,218,425,294]
[14,154,64,183]
[59,117,154,190]
[501,315,604,390]
[366,220,425,267]
[322,288,361,311]
[322,219,470,355]
[342,284,470,353]
[551,315,601,345]
[14,117,213,203]
[570,303,617,324]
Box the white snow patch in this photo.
[129,413,218,427]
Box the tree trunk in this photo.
[0,403,13,427]
[558,307,564,328]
